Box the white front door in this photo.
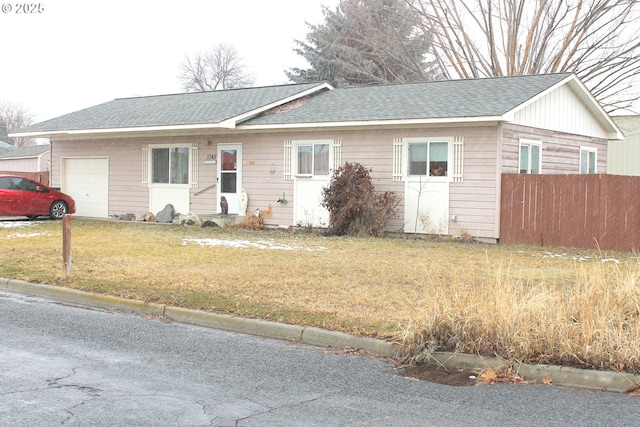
[218,144,242,214]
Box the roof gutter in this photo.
[9,114,506,138]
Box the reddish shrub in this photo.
[321,162,398,237]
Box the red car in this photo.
[0,174,76,220]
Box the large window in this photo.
[519,140,541,174]
[408,141,448,176]
[580,147,597,174]
[152,147,189,184]
[297,143,329,176]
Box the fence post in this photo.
[62,215,72,275]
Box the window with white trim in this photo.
[408,140,449,177]
[151,146,189,184]
[580,147,597,174]
[519,139,541,174]
[296,142,330,176]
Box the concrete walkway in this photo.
[3,277,640,394]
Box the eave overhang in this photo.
[9,82,334,139]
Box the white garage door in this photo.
[63,158,109,218]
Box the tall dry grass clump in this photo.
[400,258,640,373]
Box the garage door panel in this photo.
[63,158,109,218]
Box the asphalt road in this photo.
[1,291,639,427]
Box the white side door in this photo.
[402,138,451,234]
[292,141,331,227]
[148,145,191,215]
[217,144,242,214]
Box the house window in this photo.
[297,143,330,176]
[151,147,189,184]
[408,141,448,176]
[519,140,541,174]
[580,147,597,174]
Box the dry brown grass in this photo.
[2,218,640,373]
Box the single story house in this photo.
[11,73,621,242]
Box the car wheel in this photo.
[50,201,68,220]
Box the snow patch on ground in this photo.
[183,238,325,252]
[6,232,52,239]
[1,221,51,238]
[0,221,38,229]
[521,250,621,264]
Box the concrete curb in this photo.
[3,278,640,393]
[423,352,640,394]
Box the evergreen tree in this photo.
[287,0,440,87]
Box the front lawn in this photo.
[2,218,639,373]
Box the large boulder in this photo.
[155,204,175,223]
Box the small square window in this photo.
[152,147,189,184]
[580,148,597,174]
[519,140,541,174]
[408,141,449,176]
[297,143,330,176]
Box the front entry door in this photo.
[217,144,242,214]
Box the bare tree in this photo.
[408,0,640,113]
[0,101,36,147]
[178,44,256,92]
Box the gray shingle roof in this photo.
[244,73,573,125]
[0,144,50,159]
[0,140,15,156]
[16,83,326,133]
[15,74,575,135]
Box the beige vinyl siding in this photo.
[337,125,500,238]
[53,139,148,215]
[501,124,608,174]
[338,128,405,231]
[448,126,499,239]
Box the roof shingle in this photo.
[15,73,574,134]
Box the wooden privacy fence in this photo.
[500,173,640,252]
[0,171,49,187]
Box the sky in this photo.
[1,0,340,123]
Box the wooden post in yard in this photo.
[62,214,72,275]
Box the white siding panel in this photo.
[608,116,640,176]
[0,157,39,172]
[513,84,608,139]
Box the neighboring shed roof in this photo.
[0,140,16,155]
[0,144,50,160]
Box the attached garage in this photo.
[62,157,109,218]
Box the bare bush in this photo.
[322,162,398,237]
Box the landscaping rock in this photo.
[180,213,201,227]
[155,204,175,223]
